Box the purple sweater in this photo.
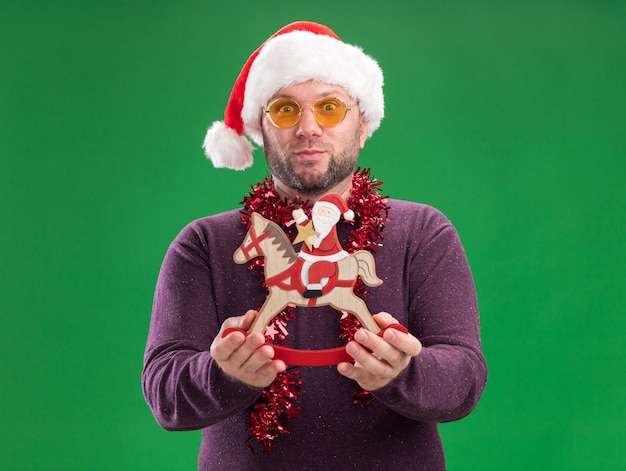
[142,199,487,470]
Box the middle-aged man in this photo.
[143,21,487,470]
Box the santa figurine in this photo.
[292,194,355,298]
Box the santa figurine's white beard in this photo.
[312,213,339,246]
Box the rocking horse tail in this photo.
[354,251,383,287]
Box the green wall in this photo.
[2,1,624,469]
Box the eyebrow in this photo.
[271,88,348,101]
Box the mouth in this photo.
[293,148,327,162]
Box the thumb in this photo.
[221,309,258,333]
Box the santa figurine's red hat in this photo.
[315,194,355,221]
[203,21,384,170]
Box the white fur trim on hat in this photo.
[242,30,384,146]
[203,121,254,170]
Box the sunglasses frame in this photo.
[263,96,354,129]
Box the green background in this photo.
[2,1,624,469]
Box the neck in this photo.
[273,174,353,203]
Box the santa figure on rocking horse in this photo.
[292,194,355,298]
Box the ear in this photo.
[252,211,269,228]
[359,116,367,149]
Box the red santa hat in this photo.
[315,194,355,221]
[203,21,384,170]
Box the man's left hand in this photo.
[337,312,422,391]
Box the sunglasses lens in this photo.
[313,98,347,126]
[267,99,301,127]
[265,97,349,128]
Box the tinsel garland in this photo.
[240,168,390,452]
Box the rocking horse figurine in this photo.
[227,194,407,366]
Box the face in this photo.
[316,206,336,219]
[261,81,367,199]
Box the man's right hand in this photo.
[210,310,286,388]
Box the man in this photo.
[143,21,487,470]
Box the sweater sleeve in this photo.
[372,205,487,423]
[141,219,263,431]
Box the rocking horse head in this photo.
[233,212,297,266]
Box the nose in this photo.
[296,106,322,138]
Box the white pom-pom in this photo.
[202,121,254,170]
[343,210,355,221]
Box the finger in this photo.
[226,332,268,367]
[373,312,397,328]
[210,328,246,362]
[372,313,422,359]
[215,339,285,388]
[211,326,264,365]
[337,361,357,379]
[220,309,258,333]
[345,338,391,377]
[232,344,286,388]
[353,329,401,366]
[248,351,287,378]
[381,327,422,358]
[337,360,371,383]
[240,309,260,330]
[337,354,388,391]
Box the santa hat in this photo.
[203,21,384,170]
[315,194,355,221]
